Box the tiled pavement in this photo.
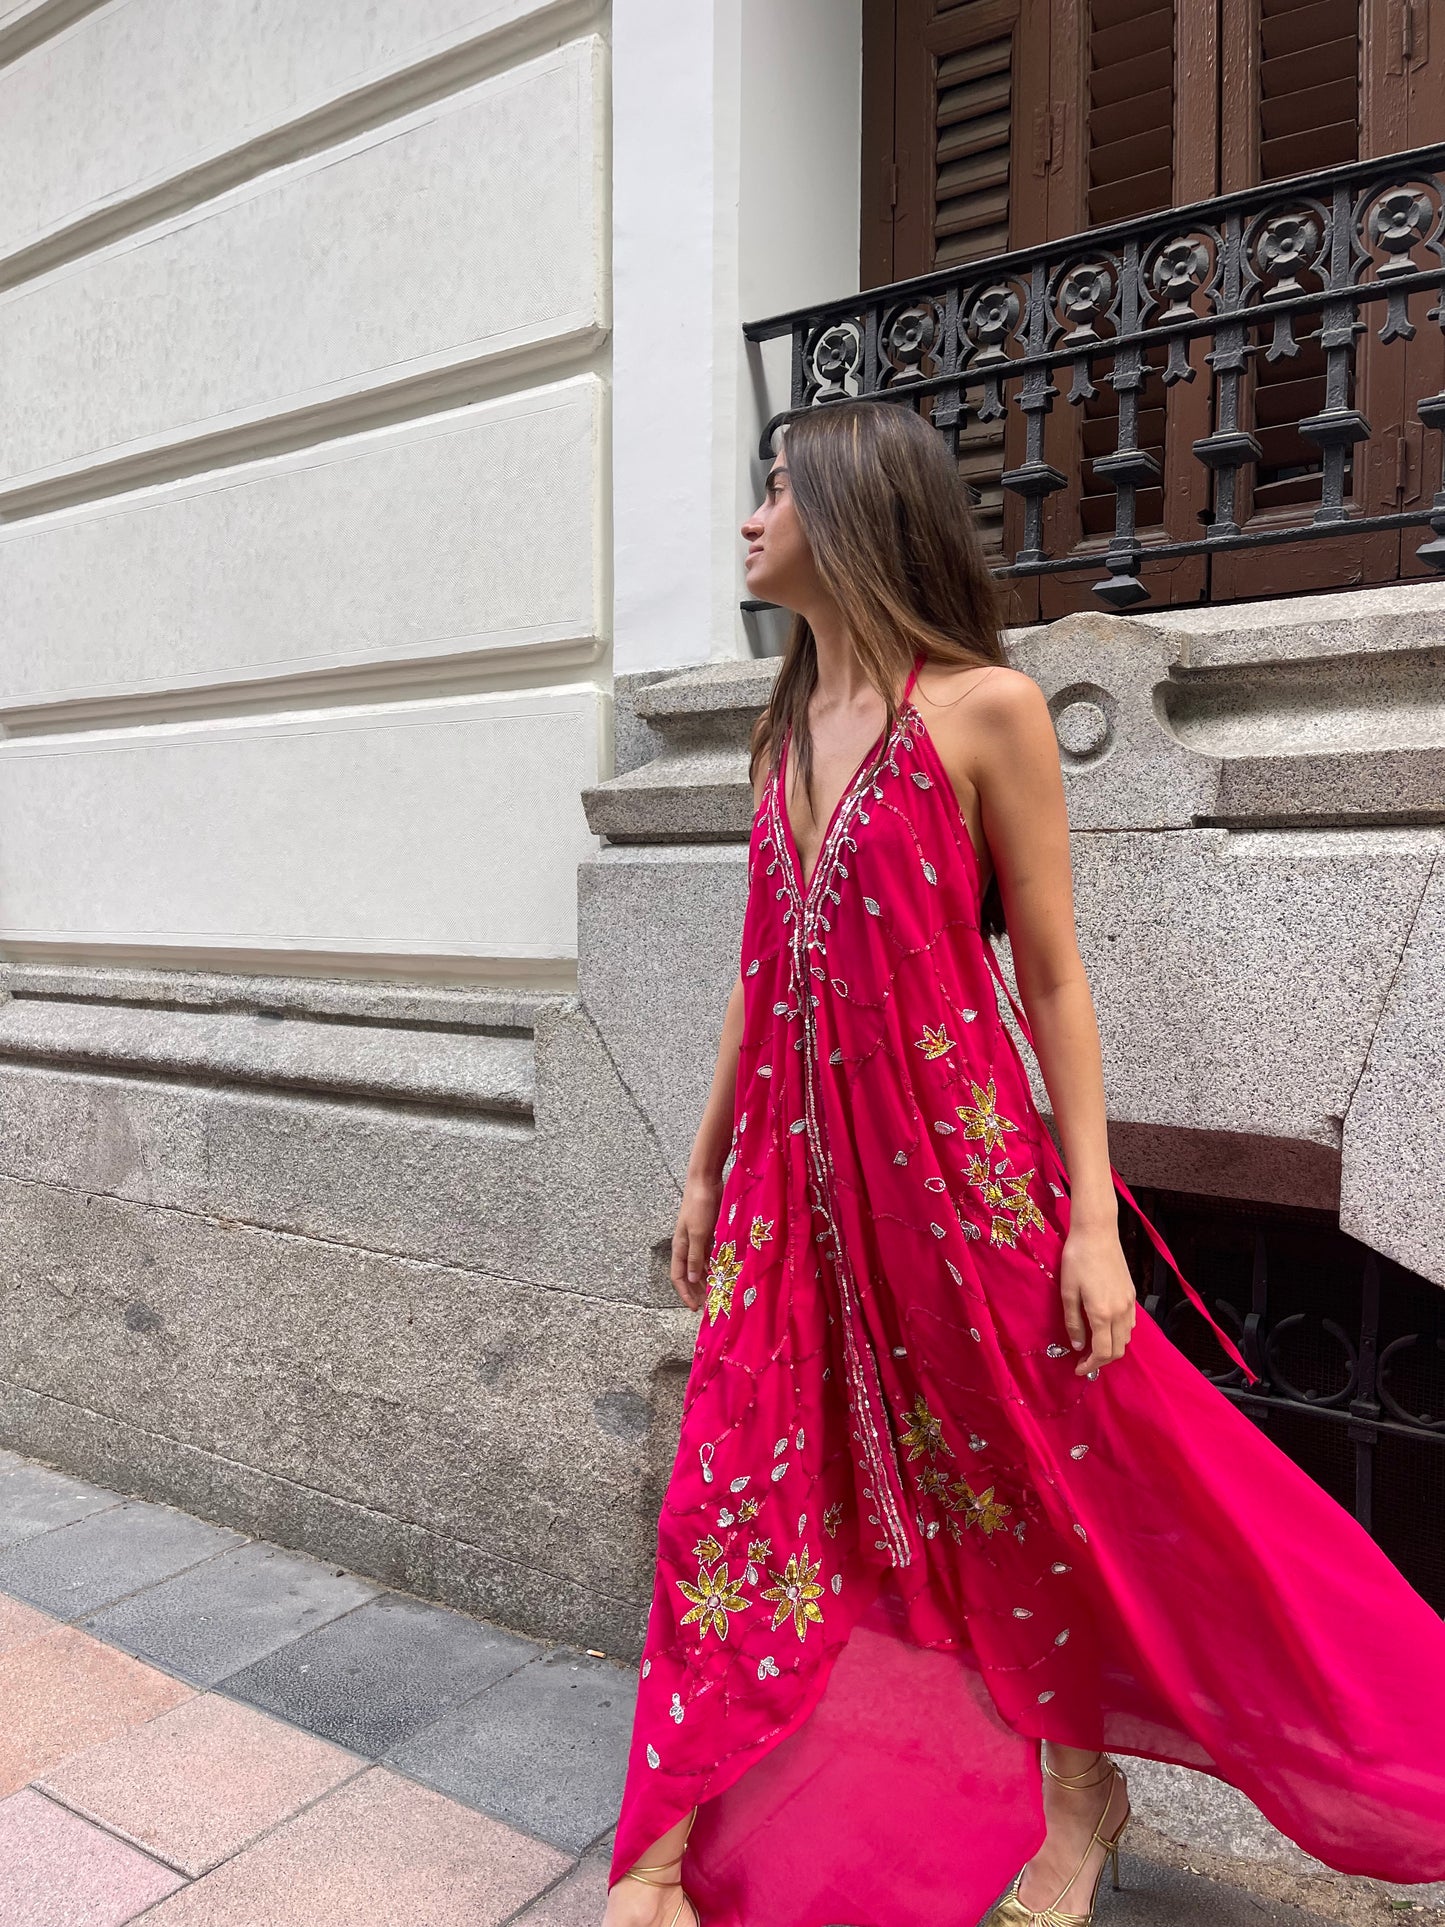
[0,1448,1343,1927]
[0,1449,620,1925]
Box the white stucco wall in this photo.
[0,0,608,986]
[611,0,863,675]
[1,0,866,981]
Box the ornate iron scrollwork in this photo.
[744,139,1445,607]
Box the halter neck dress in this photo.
[610,654,1445,1926]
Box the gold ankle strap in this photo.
[625,1860,683,1889]
[1042,1748,1115,1789]
[622,1809,697,1888]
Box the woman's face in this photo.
[741,451,823,614]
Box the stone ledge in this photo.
[0,964,555,1120]
[0,962,554,1032]
[1211,745,1445,825]
[1146,579,1445,667]
[584,659,777,841]
[590,585,1445,845]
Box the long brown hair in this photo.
[750,397,1009,935]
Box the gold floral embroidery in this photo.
[955,1077,1020,1155]
[823,1501,844,1538]
[737,1496,760,1522]
[692,1533,724,1564]
[914,1022,955,1061]
[899,1393,954,1463]
[1003,1170,1047,1233]
[760,1546,825,1639]
[949,1477,1013,1536]
[677,1559,750,1640]
[960,1140,1045,1250]
[749,1215,775,1249]
[916,1463,952,1499]
[744,1534,772,1583]
[706,1241,743,1322]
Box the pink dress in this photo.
[611,652,1445,1925]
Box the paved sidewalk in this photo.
[0,1448,1342,1926]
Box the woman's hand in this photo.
[671,1172,723,1312]
[1059,1222,1138,1376]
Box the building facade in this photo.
[0,0,1441,1900]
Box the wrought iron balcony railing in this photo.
[743,143,1445,610]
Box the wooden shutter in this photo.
[1210,0,1437,598]
[932,28,1015,266]
[865,0,1445,610]
[864,0,1053,620]
[872,0,1052,286]
[1263,0,1361,177]
[1085,0,1176,226]
[1037,0,1213,613]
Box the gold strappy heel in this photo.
[983,1750,1131,1926]
[616,1809,701,1927]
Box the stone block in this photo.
[530,999,683,1304]
[1058,828,1438,1154]
[0,1624,195,1792]
[0,687,602,964]
[0,1376,655,1653]
[1341,849,1445,1286]
[1007,614,1220,831]
[0,995,676,1307]
[82,1540,382,1686]
[131,1767,568,1926]
[0,1458,119,1549]
[1011,600,1445,833]
[0,1499,242,1618]
[0,997,535,1118]
[0,1786,186,1921]
[578,846,749,1182]
[0,0,575,265]
[1152,578,1445,667]
[0,1177,692,1647]
[35,1693,360,1878]
[583,658,778,842]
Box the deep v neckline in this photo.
[777,656,923,901]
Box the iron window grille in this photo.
[1120,1189,1445,1613]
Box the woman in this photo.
[602,401,1445,1927]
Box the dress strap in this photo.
[901,651,924,706]
[979,938,1259,1386]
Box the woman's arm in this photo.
[670,758,772,1312]
[934,668,1137,1376]
[671,974,745,1312]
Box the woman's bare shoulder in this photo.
[914,661,1050,754]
